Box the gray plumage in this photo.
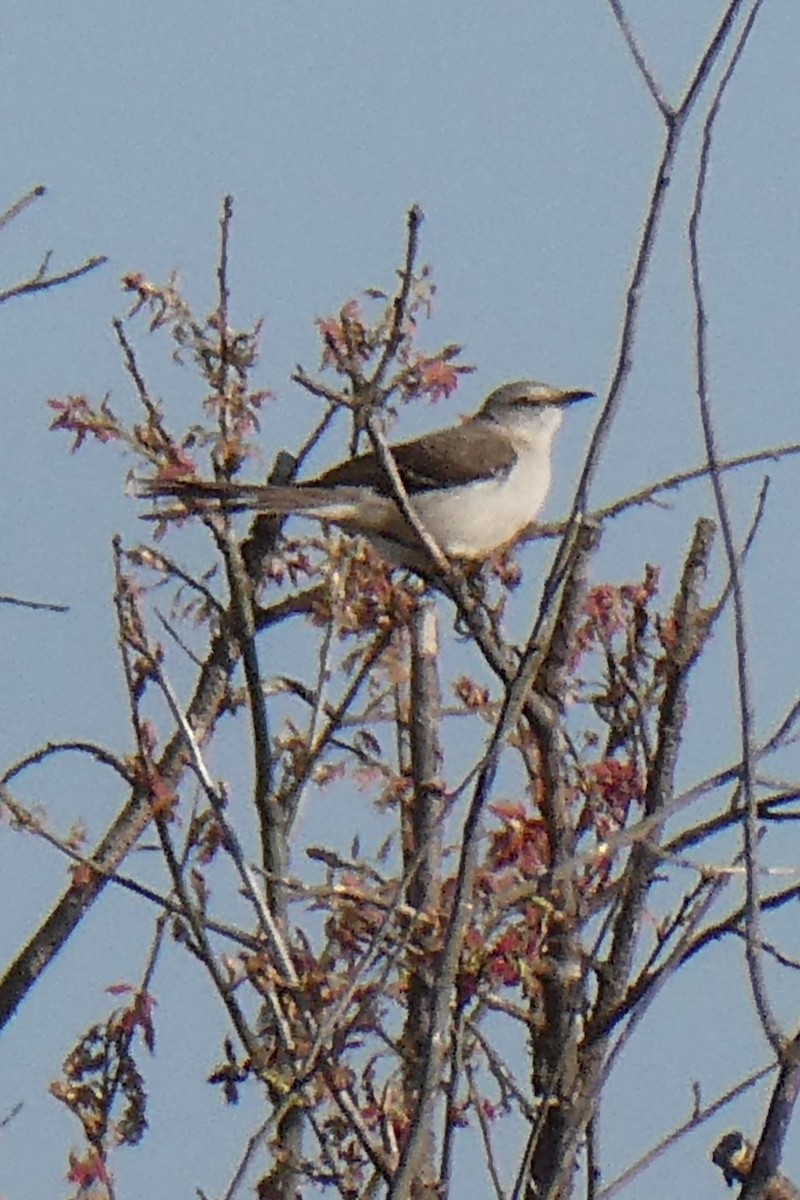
[142,379,592,571]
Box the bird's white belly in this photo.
[411,460,552,560]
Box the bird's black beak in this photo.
[559,389,594,406]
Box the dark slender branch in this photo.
[560,0,751,571]
[665,789,800,858]
[215,194,233,408]
[465,1056,507,1200]
[0,253,107,305]
[291,368,350,409]
[677,0,751,119]
[365,416,452,578]
[0,1101,23,1132]
[0,593,68,613]
[113,318,164,426]
[0,780,265,952]
[1,740,136,789]
[373,204,424,390]
[280,628,393,826]
[534,443,800,541]
[590,518,714,1040]
[740,1029,800,1200]
[597,853,729,1058]
[566,128,677,521]
[0,183,46,232]
[612,880,800,1033]
[607,0,671,116]
[586,1117,600,1200]
[396,531,597,1200]
[129,543,224,615]
[522,524,600,1199]
[532,520,715,1200]
[439,1003,466,1194]
[214,523,279,895]
[109,555,260,1073]
[687,0,780,1055]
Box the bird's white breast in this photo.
[297,406,564,569]
[409,437,554,560]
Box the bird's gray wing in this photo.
[310,419,517,495]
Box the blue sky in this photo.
[1,1,799,1197]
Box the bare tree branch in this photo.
[687,0,780,1055]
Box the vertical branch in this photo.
[569,0,752,536]
[406,601,444,913]
[393,521,598,1200]
[213,502,278,903]
[686,0,781,1055]
[373,204,424,391]
[401,600,444,1186]
[521,524,600,1200]
[215,194,233,411]
[591,519,715,1037]
[212,197,302,1195]
[213,535,299,1195]
[538,520,715,1200]
[391,685,555,1198]
[739,1027,800,1200]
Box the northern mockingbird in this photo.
[143,380,592,574]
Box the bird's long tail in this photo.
[139,478,369,523]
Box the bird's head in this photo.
[480,379,594,414]
[478,380,594,441]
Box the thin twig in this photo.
[597,1063,774,1200]
[113,318,164,425]
[0,593,68,613]
[607,0,671,116]
[465,1058,507,1200]
[1,740,136,788]
[0,183,46,233]
[534,442,800,541]
[0,254,107,305]
[373,204,424,390]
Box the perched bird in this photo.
[712,1131,800,1200]
[142,380,592,575]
